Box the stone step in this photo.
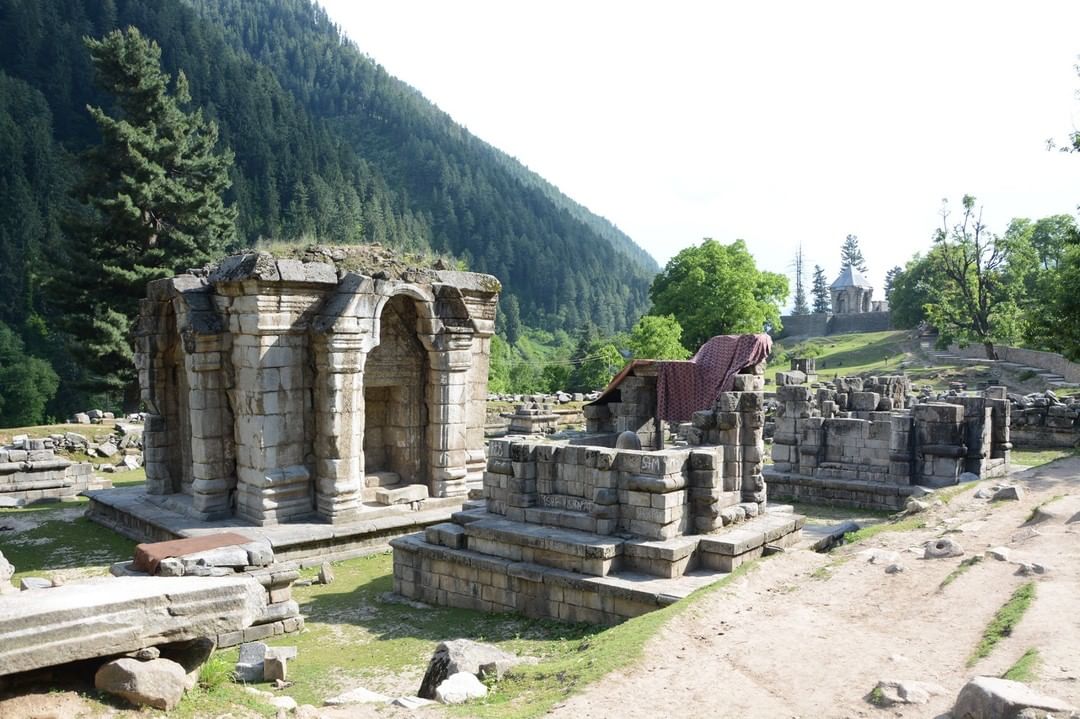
[463,518,623,576]
[372,483,429,506]
[697,512,805,571]
[364,471,401,488]
[524,505,599,534]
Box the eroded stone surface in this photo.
[95,657,188,710]
[952,676,1075,718]
[0,576,265,676]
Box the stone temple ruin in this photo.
[88,250,499,559]
[766,361,1011,510]
[391,335,805,624]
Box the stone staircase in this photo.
[921,341,1080,389]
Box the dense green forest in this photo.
[0,0,658,421]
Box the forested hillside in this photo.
[0,0,658,419]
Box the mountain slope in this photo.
[0,0,656,335]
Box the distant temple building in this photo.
[777,266,891,338]
[830,267,888,314]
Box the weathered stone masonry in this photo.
[392,359,805,624]
[766,375,1011,510]
[134,252,499,525]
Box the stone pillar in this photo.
[426,331,473,497]
[185,334,236,519]
[225,286,318,525]
[312,334,367,522]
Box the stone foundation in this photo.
[0,437,106,505]
[767,377,1011,509]
[391,352,803,623]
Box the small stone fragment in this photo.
[392,696,437,709]
[19,577,52,590]
[318,562,335,585]
[992,486,1025,502]
[873,678,946,706]
[885,563,905,574]
[128,647,161,661]
[986,547,1011,562]
[924,537,964,559]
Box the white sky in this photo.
[318,0,1080,299]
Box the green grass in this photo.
[768,330,911,384]
[1001,648,1041,682]
[1026,494,1067,523]
[842,516,925,545]
[939,556,983,590]
[937,478,983,504]
[1012,448,1079,468]
[968,582,1037,666]
[0,503,135,581]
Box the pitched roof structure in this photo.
[830,266,873,289]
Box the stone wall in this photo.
[1009,393,1080,449]
[134,252,499,526]
[0,437,103,505]
[776,311,892,339]
[767,377,1010,510]
[949,343,1080,384]
[582,364,661,449]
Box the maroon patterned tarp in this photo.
[656,333,772,422]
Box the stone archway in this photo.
[363,294,428,488]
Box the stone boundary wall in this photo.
[777,311,892,339]
[0,438,103,504]
[949,344,1080,383]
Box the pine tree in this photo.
[791,245,810,315]
[58,27,236,403]
[884,265,902,301]
[811,264,831,313]
[840,234,868,272]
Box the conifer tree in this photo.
[840,234,868,272]
[811,265,831,313]
[58,27,236,403]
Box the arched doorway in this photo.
[363,294,428,489]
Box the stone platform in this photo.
[391,505,803,624]
[86,486,469,565]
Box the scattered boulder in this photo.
[434,671,488,704]
[885,563,905,574]
[235,641,267,683]
[73,412,90,424]
[0,550,15,594]
[318,562,335,585]
[873,678,946,706]
[418,639,526,699]
[992,486,1025,502]
[974,486,997,500]
[324,687,392,706]
[906,498,931,514]
[96,441,119,458]
[952,676,1075,719]
[121,455,141,471]
[95,657,189,710]
[1015,562,1051,577]
[263,646,297,683]
[986,547,1011,562]
[924,537,964,559]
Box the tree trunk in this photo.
[982,341,998,361]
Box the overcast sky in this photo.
[319,0,1080,298]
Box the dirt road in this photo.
[547,458,1080,719]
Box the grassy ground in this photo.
[1012,448,1080,468]
[968,582,1037,666]
[768,330,912,384]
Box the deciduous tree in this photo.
[649,239,788,350]
[627,314,690,360]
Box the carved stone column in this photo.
[312,333,367,522]
[426,332,474,497]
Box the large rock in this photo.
[418,639,525,699]
[95,657,188,710]
[952,676,1075,718]
[0,576,265,676]
[434,671,488,704]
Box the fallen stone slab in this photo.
[992,486,1024,502]
[0,575,265,676]
[19,577,52,590]
[952,676,1075,718]
[132,532,254,574]
[95,657,188,710]
[392,696,437,709]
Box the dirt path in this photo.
[547,458,1080,719]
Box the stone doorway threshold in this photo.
[85,486,469,566]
